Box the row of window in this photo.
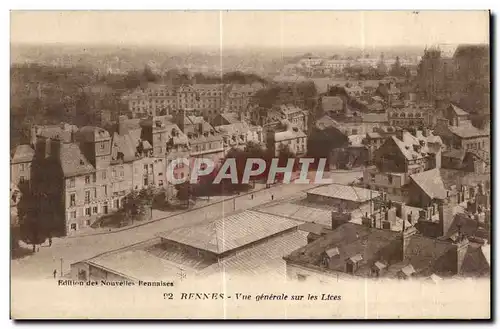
[465,140,486,150]
[391,112,423,118]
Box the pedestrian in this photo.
[49,237,52,247]
[37,245,40,252]
[271,194,274,201]
[251,194,254,200]
[53,269,57,279]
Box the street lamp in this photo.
[60,258,63,277]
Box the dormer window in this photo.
[346,254,363,274]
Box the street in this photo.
[11,170,362,280]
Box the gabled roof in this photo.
[157,210,301,254]
[219,112,241,125]
[449,104,469,116]
[448,123,489,138]
[60,143,95,177]
[11,144,34,164]
[400,264,416,276]
[111,132,139,163]
[325,247,340,258]
[284,223,401,273]
[410,168,448,200]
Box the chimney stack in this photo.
[118,115,128,136]
[454,236,470,275]
[438,201,454,237]
[402,225,418,260]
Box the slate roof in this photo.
[60,143,95,177]
[111,132,139,163]
[274,128,307,142]
[322,96,344,112]
[410,168,448,200]
[157,210,301,254]
[449,124,489,138]
[460,245,491,277]
[307,184,380,203]
[450,104,469,116]
[11,144,34,164]
[284,223,401,273]
[219,113,241,125]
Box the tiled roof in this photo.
[157,210,301,254]
[307,184,380,203]
[60,143,95,177]
[11,144,34,163]
[410,168,448,200]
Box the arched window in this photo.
[400,113,406,118]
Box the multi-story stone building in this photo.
[434,103,490,162]
[225,84,262,113]
[11,145,34,187]
[126,84,178,117]
[388,103,431,129]
[268,123,307,157]
[362,130,443,203]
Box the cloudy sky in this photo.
[11,11,489,48]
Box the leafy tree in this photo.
[121,187,155,222]
[17,187,47,252]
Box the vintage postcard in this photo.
[10,10,491,319]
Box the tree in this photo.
[17,187,47,252]
[121,187,155,222]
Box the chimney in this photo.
[402,226,418,260]
[49,138,62,159]
[118,115,128,136]
[395,128,404,141]
[438,201,454,237]
[454,236,470,275]
[31,126,40,149]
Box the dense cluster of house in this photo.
[11,44,490,283]
[11,98,311,236]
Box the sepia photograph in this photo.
[9,10,491,319]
